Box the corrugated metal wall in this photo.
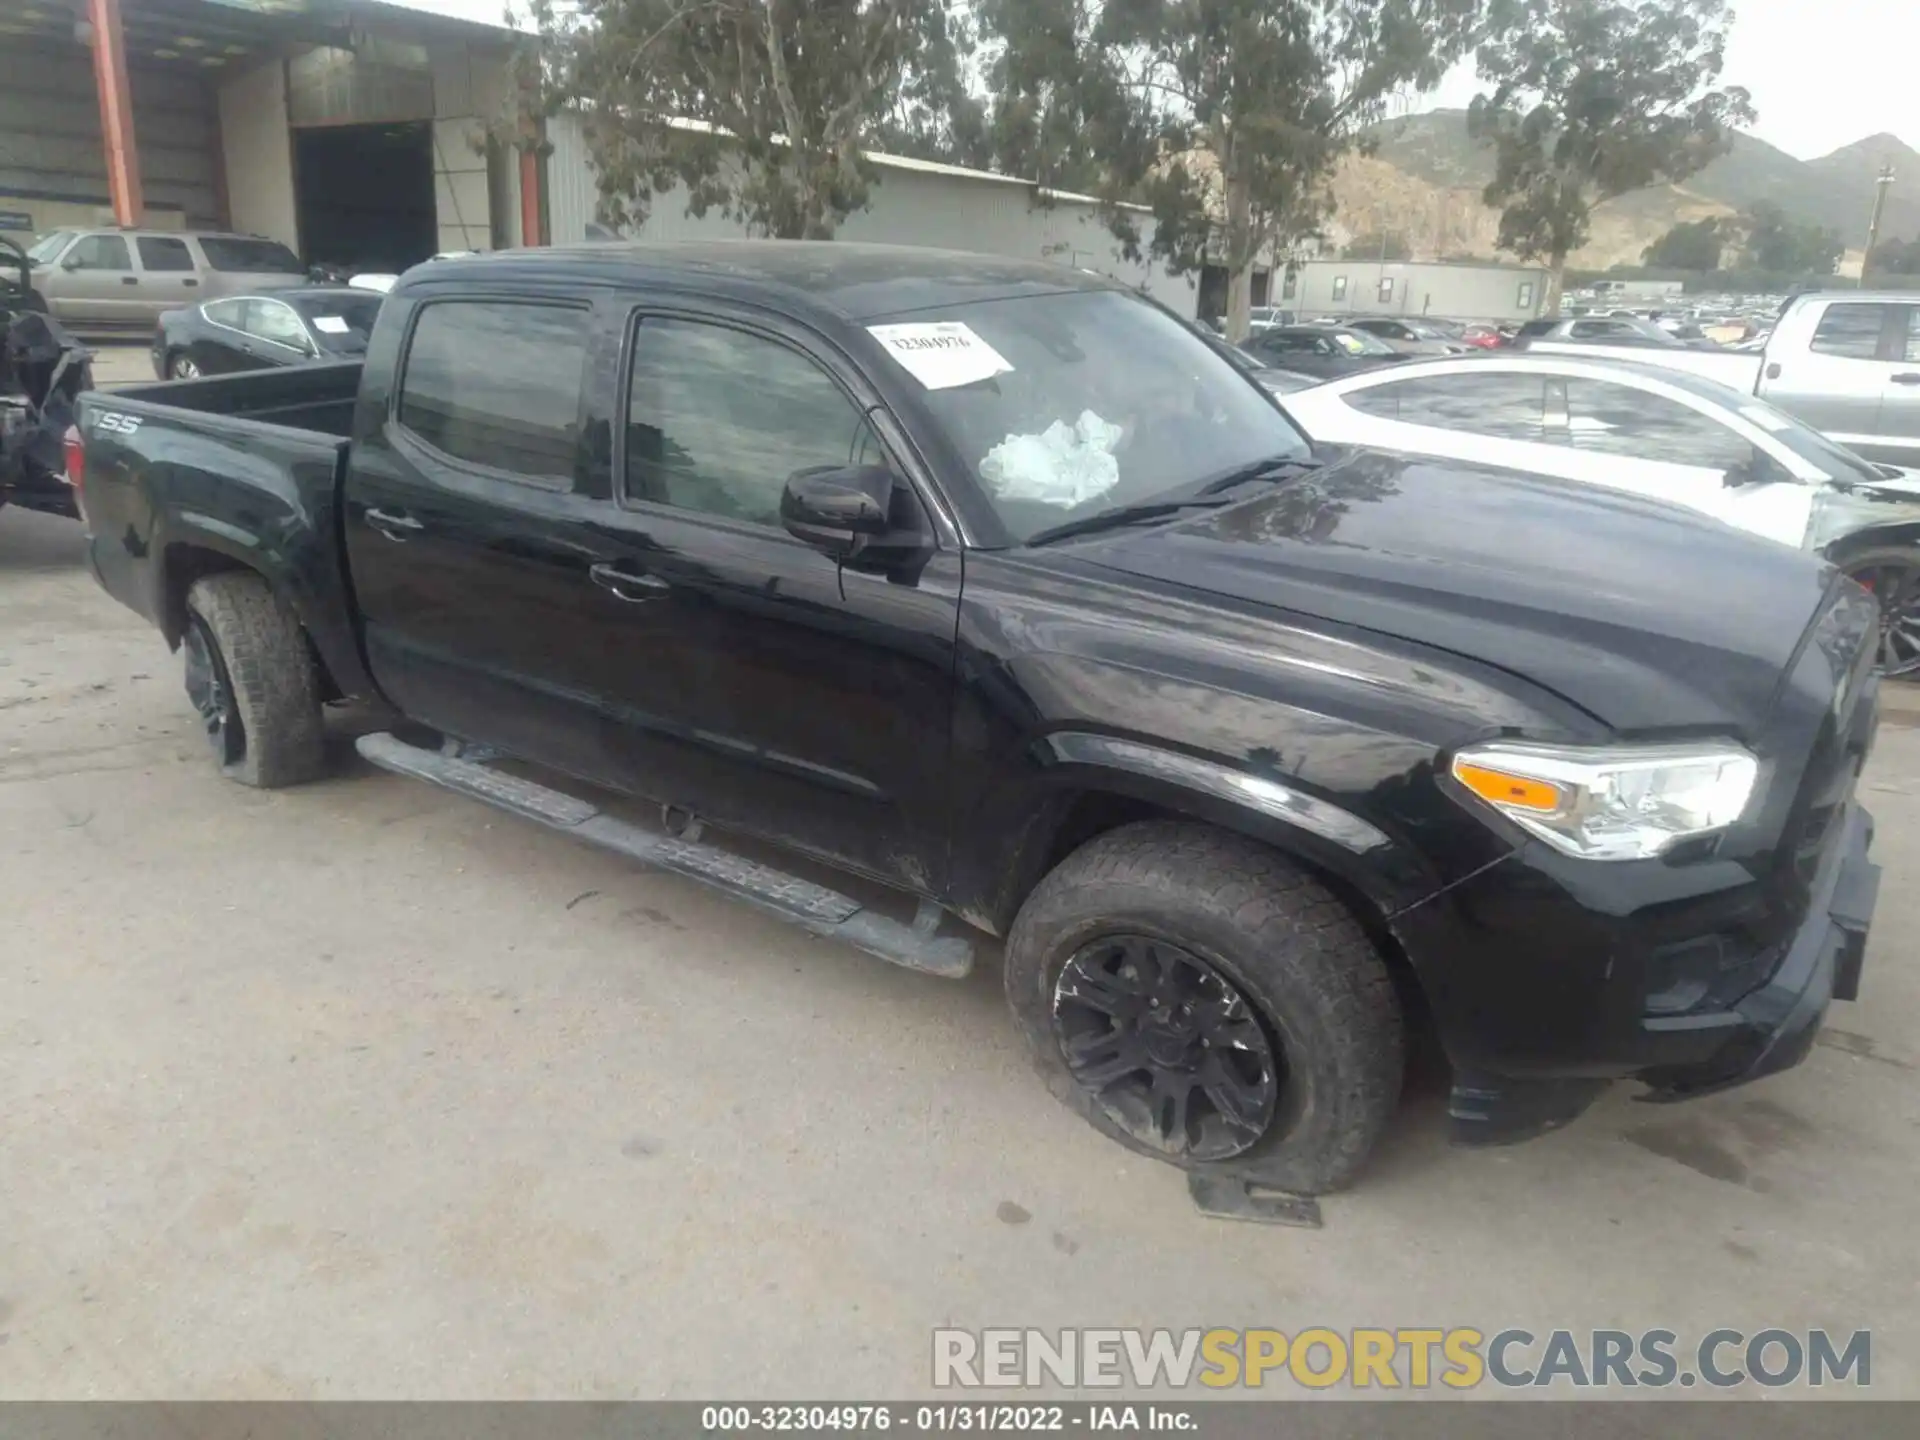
[543,113,1199,316]
[0,40,219,229]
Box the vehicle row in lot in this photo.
[25,228,309,331]
[69,242,1881,1199]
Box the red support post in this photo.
[88,0,145,227]
[519,147,541,247]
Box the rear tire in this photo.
[1003,821,1403,1195]
[167,352,200,380]
[183,572,325,787]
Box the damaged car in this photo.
[1,235,88,521]
[1281,353,1920,674]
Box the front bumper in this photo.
[1444,805,1879,1144]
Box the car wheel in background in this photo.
[1002,821,1404,1195]
[1841,547,1920,679]
[183,572,326,787]
[167,352,200,380]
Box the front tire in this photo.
[1840,546,1920,679]
[1003,821,1403,1195]
[183,573,325,787]
[167,352,200,380]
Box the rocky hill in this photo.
[1330,110,1919,269]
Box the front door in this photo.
[1882,305,1920,466]
[50,232,143,326]
[579,306,962,894]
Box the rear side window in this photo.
[198,237,304,274]
[398,301,589,486]
[1810,304,1889,360]
[137,236,194,272]
[1344,373,1547,441]
[202,298,246,327]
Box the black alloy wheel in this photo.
[182,614,243,767]
[1051,933,1281,1162]
[1846,554,1920,678]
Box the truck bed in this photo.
[74,360,374,704]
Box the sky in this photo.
[402,0,1915,163]
[1419,0,1916,160]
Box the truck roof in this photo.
[405,240,1119,321]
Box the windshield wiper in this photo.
[1191,453,1323,497]
[1025,499,1223,547]
[1025,454,1323,547]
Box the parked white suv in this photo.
[26,229,307,332]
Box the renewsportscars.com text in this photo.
[932,1327,1871,1391]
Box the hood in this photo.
[1079,450,1836,734]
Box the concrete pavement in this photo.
[2,502,1918,1399]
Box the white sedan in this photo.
[1279,353,1920,673]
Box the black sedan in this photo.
[152,287,382,379]
[1238,324,1408,379]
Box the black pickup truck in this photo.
[73,243,1883,1197]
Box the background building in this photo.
[1286,257,1552,322]
[0,0,530,268]
[544,113,1200,318]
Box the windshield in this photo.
[876,289,1311,544]
[26,231,75,265]
[288,292,382,351]
[198,236,304,273]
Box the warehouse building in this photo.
[0,0,531,267]
[544,114,1201,318]
[1286,257,1552,323]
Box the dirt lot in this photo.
[3,499,1919,1399]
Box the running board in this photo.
[354,732,975,979]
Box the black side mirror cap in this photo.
[781,464,898,557]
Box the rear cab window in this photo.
[396,300,590,488]
[198,237,304,274]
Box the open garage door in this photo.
[293,120,436,276]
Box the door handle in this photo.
[1893,373,1920,386]
[589,562,671,602]
[121,276,139,285]
[364,506,424,541]
[183,278,198,288]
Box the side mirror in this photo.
[61,254,85,271]
[781,464,897,557]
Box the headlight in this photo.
[1450,741,1759,861]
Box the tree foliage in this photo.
[528,0,978,239]
[1640,216,1722,271]
[1469,0,1754,308]
[1342,229,1412,260]
[1737,200,1843,276]
[1869,236,1920,278]
[975,1,1478,340]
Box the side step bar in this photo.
[354,732,975,979]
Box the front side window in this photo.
[65,234,130,271]
[398,301,588,486]
[27,231,76,265]
[625,318,875,527]
[1555,380,1754,470]
[137,236,194,272]
[1810,304,1889,361]
[871,287,1310,544]
[244,299,310,350]
[1344,373,1548,442]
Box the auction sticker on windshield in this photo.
[312,316,352,334]
[868,322,1014,390]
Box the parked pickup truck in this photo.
[1519,291,1920,467]
[72,243,1883,1198]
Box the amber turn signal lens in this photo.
[1452,761,1564,813]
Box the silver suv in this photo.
[26,229,307,332]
